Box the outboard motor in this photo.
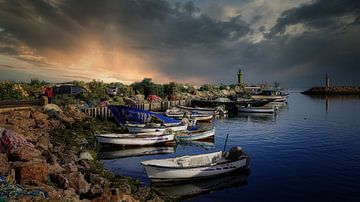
[226,146,244,161]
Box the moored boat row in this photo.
[95,104,253,184]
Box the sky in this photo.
[0,0,359,87]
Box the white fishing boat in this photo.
[176,128,215,141]
[98,146,175,159]
[176,106,216,114]
[251,89,287,102]
[193,114,213,122]
[165,108,213,122]
[96,133,174,146]
[141,146,249,182]
[238,106,275,113]
[126,124,188,133]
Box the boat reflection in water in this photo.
[97,146,176,159]
[238,112,278,123]
[152,169,250,199]
[176,139,215,150]
[264,101,288,109]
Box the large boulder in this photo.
[11,145,42,161]
[43,104,75,124]
[15,161,49,184]
[65,105,87,122]
[79,151,94,161]
[31,111,49,127]
[50,173,69,189]
[0,128,34,153]
[67,172,90,194]
[43,104,63,116]
[91,188,123,202]
[86,173,107,187]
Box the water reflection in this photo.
[152,169,250,199]
[177,139,215,150]
[237,112,278,123]
[98,146,176,159]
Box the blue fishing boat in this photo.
[108,105,181,125]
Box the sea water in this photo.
[102,90,360,201]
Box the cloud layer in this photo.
[0,0,359,87]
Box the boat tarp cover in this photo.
[108,105,181,124]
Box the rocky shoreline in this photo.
[0,105,163,201]
[301,86,360,95]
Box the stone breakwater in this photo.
[0,105,163,201]
[301,86,360,95]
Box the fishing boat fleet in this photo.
[236,88,289,114]
[95,87,288,184]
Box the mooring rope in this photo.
[0,176,48,200]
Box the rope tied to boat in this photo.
[0,175,48,200]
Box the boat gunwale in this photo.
[141,155,248,169]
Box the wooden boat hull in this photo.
[126,125,187,133]
[176,106,216,114]
[193,114,213,122]
[96,134,174,146]
[142,151,249,182]
[251,95,287,102]
[176,128,215,141]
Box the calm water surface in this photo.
[101,91,360,201]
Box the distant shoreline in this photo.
[301,86,360,95]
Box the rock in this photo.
[67,172,90,194]
[77,138,89,146]
[63,162,78,173]
[11,145,42,161]
[6,116,36,129]
[79,151,94,161]
[0,153,9,175]
[65,105,87,122]
[31,111,48,127]
[77,160,91,172]
[86,173,106,187]
[48,162,65,174]
[0,128,34,153]
[89,184,103,196]
[36,136,53,151]
[43,104,63,116]
[6,169,16,184]
[14,110,32,118]
[112,178,132,195]
[60,188,80,201]
[15,161,49,184]
[122,194,138,202]
[50,173,69,189]
[91,188,122,202]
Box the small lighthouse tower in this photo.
[325,74,330,87]
[237,69,244,85]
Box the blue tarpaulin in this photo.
[108,105,181,125]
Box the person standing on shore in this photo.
[44,86,53,103]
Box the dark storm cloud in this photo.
[0,0,250,53]
[0,0,359,86]
[269,0,360,37]
[0,1,75,51]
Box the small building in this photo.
[53,84,83,95]
[106,87,118,96]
